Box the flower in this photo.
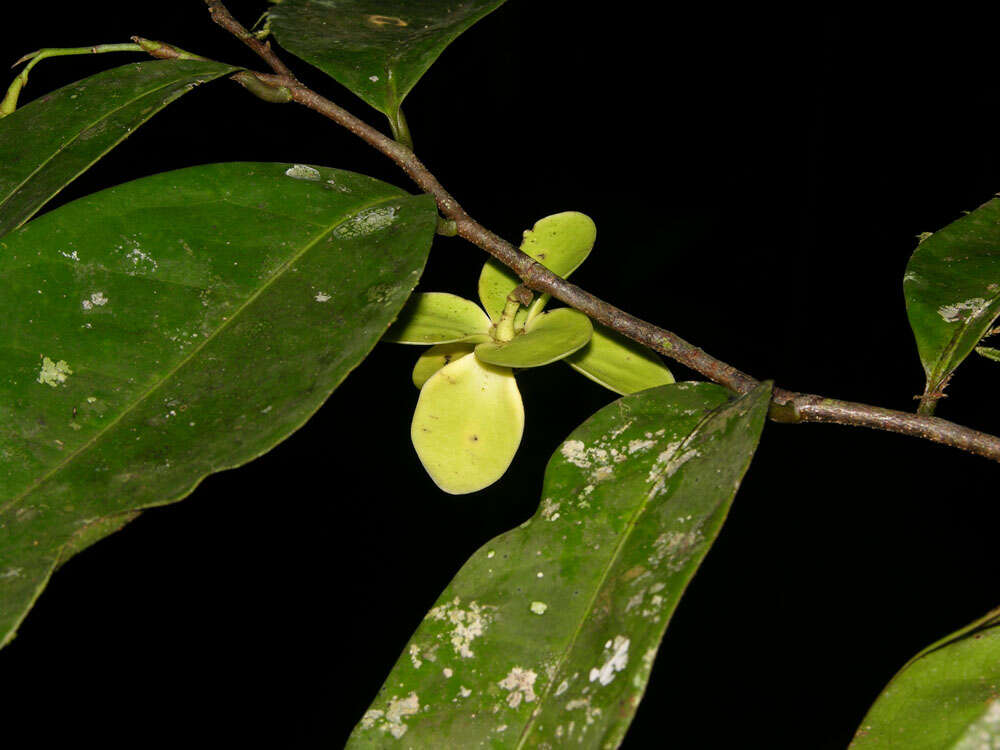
[384,212,673,493]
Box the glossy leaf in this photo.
[411,353,523,495]
[475,308,593,368]
[850,606,1000,749]
[0,161,438,648]
[0,60,236,238]
[384,292,492,344]
[412,342,476,388]
[479,212,597,322]
[905,197,1000,406]
[567,324,675,395]
[349,380,771,747]
[268,0,506,123]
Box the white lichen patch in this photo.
[530,601,548,615]
[285,164,321,181]
[37,357,72,387]
[625,590,645,613]
[498,666,538,708]
[125,244,158,273]
[81,291,108,311]
[334,206,397,239]
[649,527,704,573]
[589,635,630,686]
[560,439,590,468]
[540,498,561,521]
[426,597,492,659]
[409,644,423,669]
[953,698,1000,750]
[369,74,380,82]
[314,292,331,303]
[385,692,420,739]
[592,465,614,482]
[60,250,79,261]
[554,679,569,697]
[442,667,453,678]
[628,438,656,454]
[938,297,989,323]
[641,594,665,619]
[646,440,700,492]
[0,567,23,579]
[564,695,602,731]
[361,692,421,739]
[608,418,635,439]
[458,686,471,698]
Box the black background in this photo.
[2,3,1000,747]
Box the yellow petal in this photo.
[411,353,524,494]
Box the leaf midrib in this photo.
[0,192,400,515]
[512,399,727,748]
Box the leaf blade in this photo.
[850,607,1000,749]
[267,0,506,122]
[905,197,1000,404]
[0,161,438,647]
[348,380,771,747]
[0,60,236,238]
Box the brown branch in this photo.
[203,2,1000,464]
[203,0,295,79]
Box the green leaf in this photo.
[412,342,477,388]
[475,308,593,368]
[411,353,523,495]
[567,324,675,395]
[905,197,1000,407]
[384,292,492,344]
[0,161,438,648]
[348,380,771,747]
[268,0,506,124]
[976,345,1000,363]
[0,60,236,239]
[850,606,1000,749]
[479,211,597,322]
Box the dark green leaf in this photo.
[850,607,1000,749]
[905,198,1000,407]
[0,60,236,238]
[0,161,438,648]
[347,381,771,747]
[268,0,506,124]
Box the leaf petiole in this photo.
[2,43,143,116]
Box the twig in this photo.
[204,0,295,79]
[203,1,1000,464]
